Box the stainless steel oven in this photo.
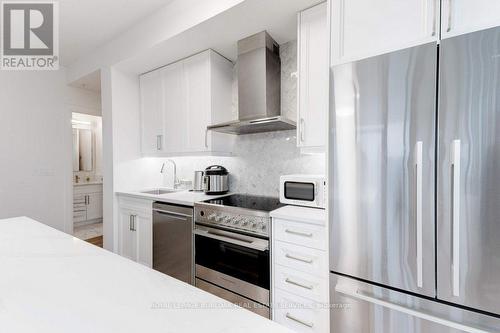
[194,194,282,319]
[194,225,270,318]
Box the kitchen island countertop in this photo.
[0,216,292,333]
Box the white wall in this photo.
[0,70,73,233]
[101,67,149,251]
[66,85,101,116]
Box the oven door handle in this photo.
[194,227,269,252]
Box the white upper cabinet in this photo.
[440,0,500,39]
[140,71,164,154]
[330,0,438,65]
[297,2,328,149]
[140,50,234,156]
[162,61,185,154]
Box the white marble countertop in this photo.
[116,189,231,207]
[270,205,326,225]
[0,217,292,333]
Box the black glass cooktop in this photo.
[203,194,283,212]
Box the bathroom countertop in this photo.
[73,181,103,186]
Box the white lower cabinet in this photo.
[73,184,103,224]
[117,196,152,268]
[274,289,328,333]
[270,206,329,333]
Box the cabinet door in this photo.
[441,0,500,39]
[297,2,328,148]
[183,52,210,153]
[118,209,136,261]
[330,0,437,65]
[162,62,186,154]
[135,213,152,268]
[140,71,164,154]
[85,192,103,221]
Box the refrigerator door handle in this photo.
[335,285,488,333]
[415,141,423,288]
[451,139,461,297]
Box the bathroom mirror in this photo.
[72,128,93,171]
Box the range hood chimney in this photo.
[207,31,296,135]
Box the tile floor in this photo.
[74,222,103,241]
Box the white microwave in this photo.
[279,175,326,209]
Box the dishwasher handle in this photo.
[154,209,192,221]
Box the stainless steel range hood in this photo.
[208,31,296,135]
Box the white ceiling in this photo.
[116,0,322,74]
[59,0,174,66]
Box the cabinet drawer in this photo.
[274,289,329,333]
[73,211,86,223]
[274,241,328,277]
[275,264,328,303]
[274,219,326,250]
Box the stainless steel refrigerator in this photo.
[329,27,500,332]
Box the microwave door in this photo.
[329,42,437,297]
[284,182,316,202]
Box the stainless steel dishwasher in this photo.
[152,202,193,285]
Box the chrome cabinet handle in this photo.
[299,118,305,142]
[129,215,137,231]
[446,0,453,32]
[205,128,208,148]
[87,195,90,205]
[451,139,461,297]
[285,253,313,264]
[156,135,162,150]
[285,229,313,238]
[431,0,437,36]
[285,313,314,328]
[415,141,423,288]
[285,278,313,290]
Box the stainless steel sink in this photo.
[140,188,180,195]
